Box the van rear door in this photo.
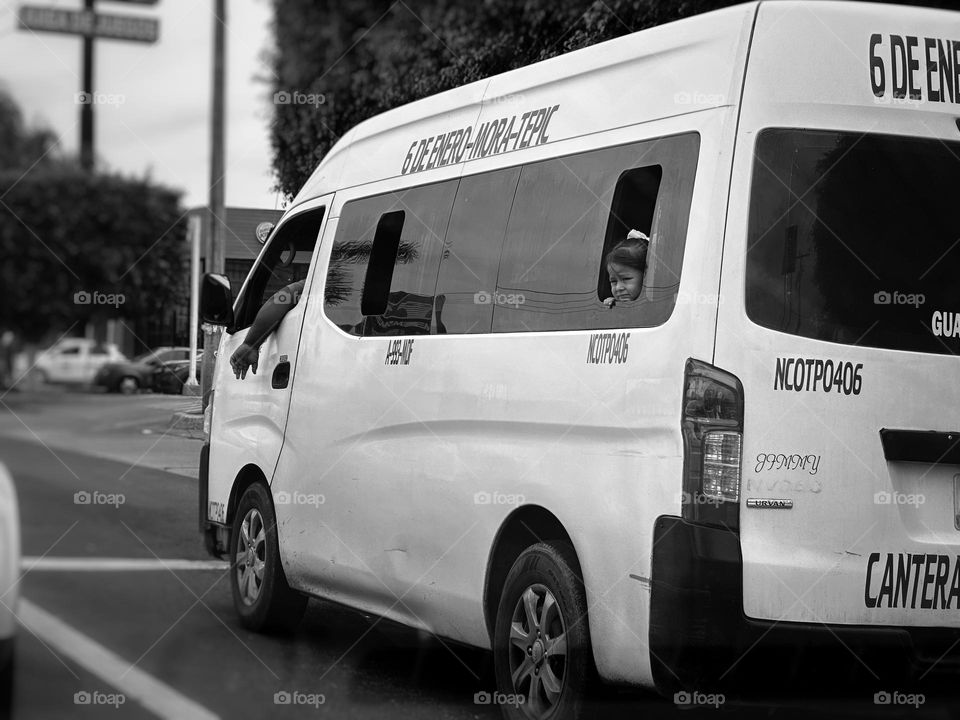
[716,125,960,629]
[712,1,960,637]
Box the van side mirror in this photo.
[200,273,235,328]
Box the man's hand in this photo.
[230,342,259,379]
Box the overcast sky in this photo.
[0,0,283,211]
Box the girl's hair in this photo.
[605,232,649,273]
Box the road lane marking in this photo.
[18,598,221,720]
[21,557,229,571]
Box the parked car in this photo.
[0,462,20,719]
[152,354,203,395]
[34,338,125,384]
[94,346,191,394]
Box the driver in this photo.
[229,278,305,380]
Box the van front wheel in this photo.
[229,483,306,632]
[493,541,592,720]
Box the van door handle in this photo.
[880,428,960,464]
[271,360,291,389]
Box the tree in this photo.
[0,88,57,171]
[0,90,188,347]
[0,163,187,344]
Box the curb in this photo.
[169,411,204,438]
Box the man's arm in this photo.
[229,279,305,379]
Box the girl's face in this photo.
[607,262,643,302]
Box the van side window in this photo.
[746,129,960,355]
[434,167,521,334]
[324,198,381,334]
[325,180,457,336]
[493,133,699,332]
[364,181,457,336]
[232,208,325,331]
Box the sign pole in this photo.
[80,0,95,171]
[201,0,226,411]
[184,213,201,393]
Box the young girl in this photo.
[603,229,649,307]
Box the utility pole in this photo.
[80,0,95,171]
[184,213,201,393]
[209,0,226,275]
[201,0,226,410]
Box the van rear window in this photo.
[746,129,960,355]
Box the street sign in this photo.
[18,5,159,43]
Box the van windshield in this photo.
[746,129,960,355]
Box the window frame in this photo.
[231,207,327,333]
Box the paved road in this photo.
[1,389,958,719]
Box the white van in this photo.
[200,2,960,716]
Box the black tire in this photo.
[117,376,139,395]
[0,652,13,720]
[493,541,593,720]
[229,483,306,632]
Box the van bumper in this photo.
[198,443,227,559]
[648,515,960,695]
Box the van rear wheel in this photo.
[0,654,12,720]
[493,541,592,720]
[229,483,306,632]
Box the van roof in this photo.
[289,1,958,208]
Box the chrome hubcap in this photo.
[508,584,567,718]
[235,508,266,606]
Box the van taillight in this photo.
[681,359,744,530]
